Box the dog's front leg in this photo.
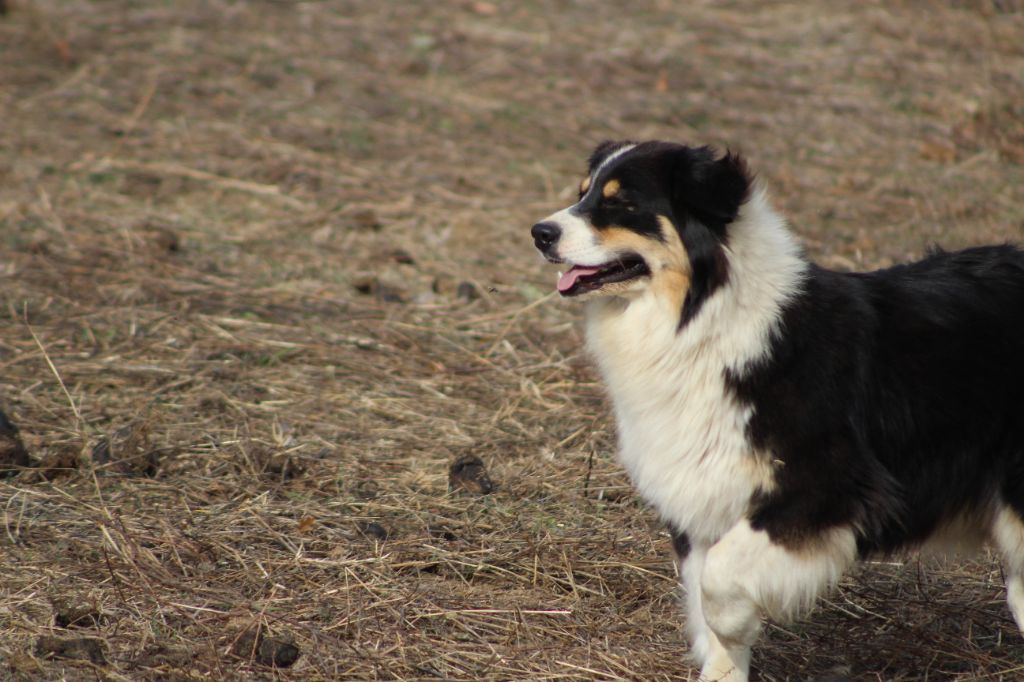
[670,527,711,667]
[698,519,857,682]
[698,558,757,682]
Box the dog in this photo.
[531,140,1024,681]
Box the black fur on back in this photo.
[727,245,1024,554]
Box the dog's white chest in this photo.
[585,296,774,544]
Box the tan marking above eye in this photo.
[602,179,621,198]
[579,176,591,194]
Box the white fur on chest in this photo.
[583,190,806,545]
[586,296,768,544]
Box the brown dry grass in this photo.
[1,0,1024,679]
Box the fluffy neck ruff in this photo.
[582,188,808,542]
[587,187,806,371]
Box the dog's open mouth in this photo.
[557,255,650,296]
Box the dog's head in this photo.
[532,141,751,325]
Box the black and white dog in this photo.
[531,141,1024,681]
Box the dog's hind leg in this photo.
[670,527,710,667]
[698,520,857,682]
[991,505,1024,633]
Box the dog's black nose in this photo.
[532,222,561,251]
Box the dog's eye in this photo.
[605,196,637,212]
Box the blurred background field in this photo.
[1,1,1023,679]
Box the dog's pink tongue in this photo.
[558,265,602,293]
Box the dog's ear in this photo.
[668,146,748,328]
[588,140,634,173]
[672,147,751,233]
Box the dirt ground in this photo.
[1,0,1024,679]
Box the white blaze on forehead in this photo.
[575,143,637,205]
[550,143,637,248]
[592,143,637,181]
